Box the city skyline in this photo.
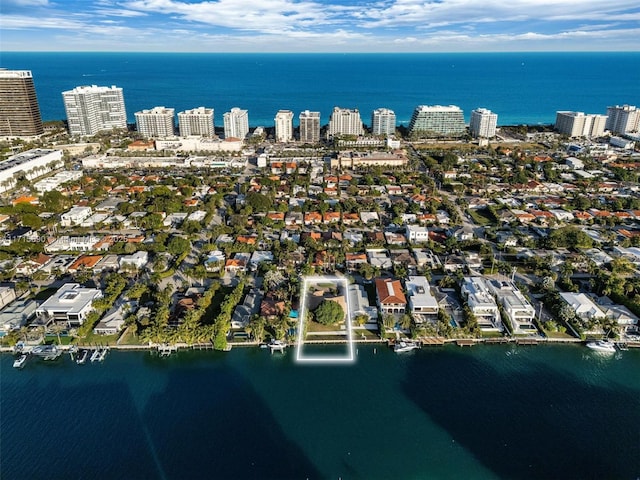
[1,0,639,53]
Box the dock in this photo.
[456,339,476,347]
[158,344,178,356]
[268,341,287,354]
[516,338,539,346]
[419,337,446,346]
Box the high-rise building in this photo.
[371,108,396,136]
[555,111,607,138]
[178,107,214,137]
[470,108,498,138]
[299,110,320,143]
[327,107,365,138]
[223,107,249,139]
[135,106,175,138]
[274,110,294,143]
[408,105,466,137]
[0,69,44,137]
[62,85,127,137]
[606,105,639,134]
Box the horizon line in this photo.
[3,50,640,55]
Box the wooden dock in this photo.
[456,339,476,347]
[516,338,539,346]
[419,337,446,346]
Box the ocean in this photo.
[1,345,639,479]
[1,52,639,127]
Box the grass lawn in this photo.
[467,208,496,227]
[44,334,74,345]
[544,331,575,339]
[353,329,379,340]
[481,331,505,338]
[306,320,346,333]
[76,332,120,346]
[118,329,143,345]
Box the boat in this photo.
[394,340,420,353]
[76,349,89,364]
[13,354,28,369]
[97,348,108,362]
[90,349,101,362]
[30,345,59,358]
[268,340,287,353]
[586,340,616,353]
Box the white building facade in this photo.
[371,108,396,136]
[135,106,175,138]
[62,85,127,137]
[178,107,214,137]
[327,107,365,138]
[405,276,439,320]
[461,277,502,331]
[223,107,249,139]
[470,108,498,138]
[0,149,63,194]
[555,111,607,138]
[274,110,294,142]
[35,283,103,327]
[606,105,639,134]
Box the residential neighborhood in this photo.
[1,122,640,353]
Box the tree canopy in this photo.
[313,300,345,325]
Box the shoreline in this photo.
[4,335,637,355]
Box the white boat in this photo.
[76,349,89,364]
[394,340,420,353]
[586,340,616,353]
[13,354,28,369]
[31,345,59,358]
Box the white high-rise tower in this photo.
[178,107,214,137]
[223,107,249,139]
[470,108,498,138]
[327,107,364,138]
[274,110,294,142]
[371,108,396,136]
[62,85,127,137]
[135,106,175,138]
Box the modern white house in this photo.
[405,225,429,243]
[405,276,439,321]
[119,251,148,270]
[487,279,536,334]
[35,283,103,327]
[60,206,93,227]
[461,277,502,331]
[45,235,100,253]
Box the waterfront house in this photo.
[405,276,439,322]
[35,283,103,328]
[375,277,406,315]
[461,277,502,332]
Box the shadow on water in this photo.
[401,351,640,480]
[1,363,320,480]
[142,365,321,480]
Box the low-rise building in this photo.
[119,251,148,270]
[60,206,93,227]
[35,283,103,327]
[405,276,439,321]
[0,298,37,335]
[406,225,429,243]
[0,286,17,310]
[487,279,536,334]
[375,277,406,314]
[559,292,605,323]
[461,277,502,331]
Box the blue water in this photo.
[1,52,639,127]
[1,345,639,479]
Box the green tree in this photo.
[313,300,345,325]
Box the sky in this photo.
[1,0,639,52]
